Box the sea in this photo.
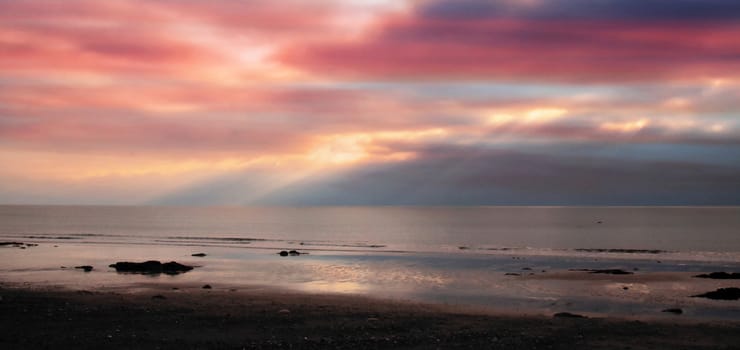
[2,205,739,319]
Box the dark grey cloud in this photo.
[420,0,740,21]
[153,144,740,206]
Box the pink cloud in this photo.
[0,0,355,81]
[0,0,737,166]
[278,14,740,82]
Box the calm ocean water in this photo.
[2,205,739,319]
[1,205,739,258]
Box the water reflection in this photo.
[298,281,368,294]
[3,242,740,320]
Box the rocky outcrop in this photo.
[574,248,664,254]
[662,308,683,314]
[553,312,587,318]
[278,250,303,256]
[75,265,93,272]
[692,288,740,300]
[694,272,740,279]
[590,269,633,275]
[109,260,194,275]
[0,242,38,249]
[570,269,633,275]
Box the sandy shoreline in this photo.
[3,238,740,348]
[2,282,740,349]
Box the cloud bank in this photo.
[1,0,738,205]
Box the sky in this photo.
[0,0,739,205]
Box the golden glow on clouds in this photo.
[0,150,251,182]
[708,124,726,133]
[309,128,448,164]
[600,119,649,133]
[310,135,369,164]
[486,107,568,126]
[526,108,568,121]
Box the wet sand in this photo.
[2,283,740,349]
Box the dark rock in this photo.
[574,248,664,254]
[75,265,93,272]
[692,288,740,300]
[161,261,193,273]
[108,260,194,275]
[662,308,683,314]
[202,284,212,289]
[278,250,303,256]
[623,286,629,290]
[0,241,36,249]
[191,253,207,257]
[553,312,586,318]
[522,267,532,271]
[570,269,634,275]
[504,273,521,276]
[694,272,740,280]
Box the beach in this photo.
[2,250,740,350]
[2,206,740,348]
[3,282,740,349]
